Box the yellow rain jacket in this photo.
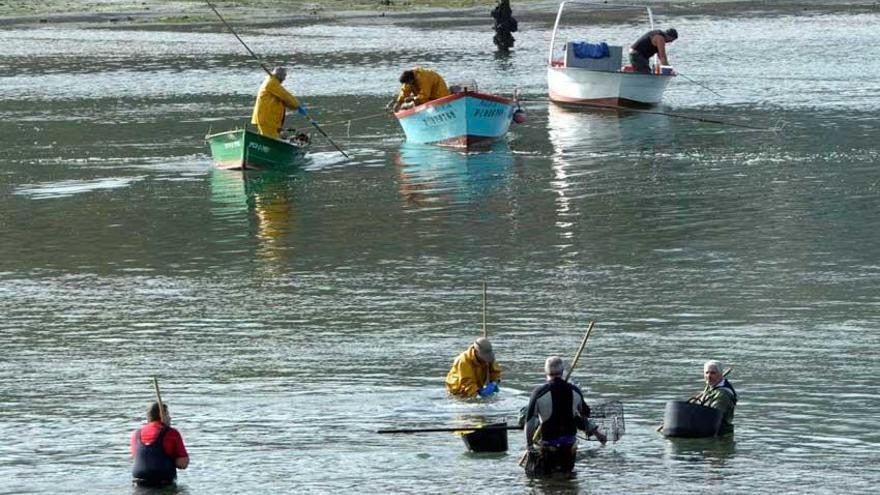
[395,67,451,107]
[445,346,502,398]
[251,74,301,139]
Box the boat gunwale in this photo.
[206,128,309,170]
[548,65,675,79]
[394,91,515,120]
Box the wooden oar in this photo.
[204,0,349,158]
[152,376,166,424]
[518,321,596,466]
[377,424,522,434]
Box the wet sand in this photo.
[1,0,878,28]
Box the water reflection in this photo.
[209,170,301,264]
[523,471,582,494]
[132,483,191,495]
[394,142,514,209]
[547,103,674,157]
[493,50,515,72]
[664,436,737,468]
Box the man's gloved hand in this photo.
[297,104,308,116]
[477,381,499,397]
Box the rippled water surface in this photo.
[1,5,879,494]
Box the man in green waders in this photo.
[690,360,738,435]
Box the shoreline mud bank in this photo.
[1,1,878,29]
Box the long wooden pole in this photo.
[205,0,271,75]
[564,320,595,382]
[519,321,596,466]
[481,282,487,338]
[204,0,350,158]
[377,425,522,434]
[152,376,166,424]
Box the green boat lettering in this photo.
[248,142,270,153]
[223,141,241,149]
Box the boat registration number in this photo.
[421,111,457,127]
[248,142,270,153]
[472,108,505,118]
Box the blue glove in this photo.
[297,104,308,116]
[477,381,499,397]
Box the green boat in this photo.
[205,128,308,170]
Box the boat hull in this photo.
[547,67,673,107]
[394,92,516,149]
[205,129,308,171]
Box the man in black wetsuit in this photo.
[629,28,678,73]
[523,356,607,476]
[491,0,518,51]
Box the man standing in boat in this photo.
[390,67,451,112]
[523,356,606,477]
[251,66,307,139]
[689,360,738,435]
[445,337,501,398]
[629,28,678,74]
[131,402,189,487]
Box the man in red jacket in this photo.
[130,402,189,487]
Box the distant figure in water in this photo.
[491,0,518,51]
[390,67,451,112]
[445,337,501,398]
[689,360,738,435]
[131,402,189,487]
[251,66,308,139]
[629,28,678,74]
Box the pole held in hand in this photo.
[482,282,488,338]
[377,424,522,434]
[205,0,270,75]
[152,376,166,424]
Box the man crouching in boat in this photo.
[629,28,678,74]
[445,337,501,398]
[251,66,307,139]
[689,360,738,435]
[131,402,189,487]
[523,356,606,477]
[390,67,451,112]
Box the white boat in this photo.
[547,1,675,107]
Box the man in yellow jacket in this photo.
[392,67,451,112]
[251,67,306,139]
[445,337,502,398]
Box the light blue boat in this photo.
[394,91,520,149]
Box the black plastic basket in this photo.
[460,422,509,452]
[662,400,722,438]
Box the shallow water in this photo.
[1,5,879,494]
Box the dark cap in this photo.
[473,337,495,364]
[664,28,678,40]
